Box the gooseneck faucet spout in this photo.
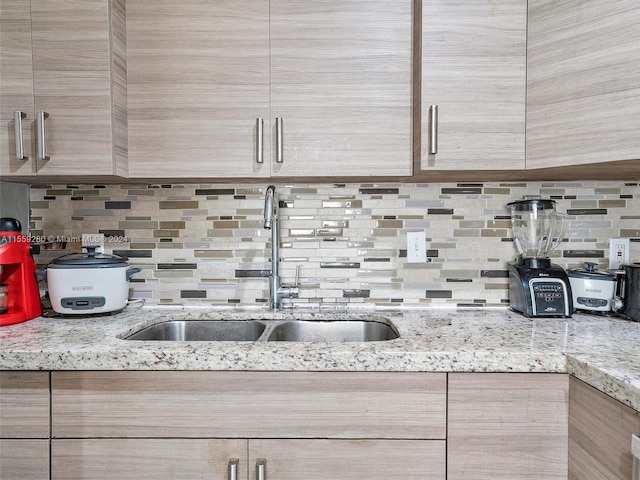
[263,186,298,310]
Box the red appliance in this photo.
[0,218,42,326]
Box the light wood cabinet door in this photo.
[126,0,270,179]
[419,0,526,172]
[249,439,445,480]
[569,376,640,480]
[30,0,126,176]
[0,371,50,439]
[51,439,247,480]
[0,440,50,480]
[52,371,446,439]
[0,0,36,177]
[527,0,640,169]
[270,0,413,178]
[448,373,568,480]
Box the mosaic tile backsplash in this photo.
[29,182,640,309]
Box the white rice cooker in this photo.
[567,262,618,313]
[46,248,140,315]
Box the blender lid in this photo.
[507,199,556,211]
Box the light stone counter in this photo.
[1,306,639,411]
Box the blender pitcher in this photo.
[507,199,567,260]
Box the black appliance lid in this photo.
[0,217,21,232]
[507,199,556,211]
[49,247,128,268]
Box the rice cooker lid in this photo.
[49,248,128,269]
[568,262,616,281]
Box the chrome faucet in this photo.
[263,185,299,310]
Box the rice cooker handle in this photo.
[126,267,141,281]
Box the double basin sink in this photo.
[124,318,399,343]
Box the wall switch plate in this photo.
[609,237,630,269]
[407,231,427,263]
[82,233,104,254]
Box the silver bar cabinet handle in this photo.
[429,104,438,154]
[632,434,639,480]
[36,111,50,161]
[256,118,264,164]
[275,117,283,163]
[14,111,27,160]
[256,458,267,480]
[228,458,239,480]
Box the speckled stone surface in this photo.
[1,307,639,411]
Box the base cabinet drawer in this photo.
[0,371,50,438]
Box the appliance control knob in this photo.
[29,244,41,255]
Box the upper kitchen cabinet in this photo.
[126,0,271,179]
[0,0,128,179]
[126,0,413,180]
[269,0,413,178]
[527,0,640,170]
[0,0,35,176]
[417,0,527,172]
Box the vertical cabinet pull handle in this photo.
[36,111,50,161]
[275,117,283,163]
[228,458,239,480]
[256,458,267,480]
[632,434,639,480]
[429,104,438,154]
[14,111,27,160]
[256,118,264,164]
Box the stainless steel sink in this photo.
[123,318,399,343]
[125,320,266,341]
[265,320,399,342]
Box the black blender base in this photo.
[508,261,574,317]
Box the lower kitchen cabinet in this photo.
[50,371,446,479]
[0,372,50,480]
[447,373,569,480]
[569,376,640,480]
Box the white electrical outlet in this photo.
[609,237,630,269]
[82,233,105,254]
[407,231,427,263]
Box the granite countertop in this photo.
[1,306,640,411]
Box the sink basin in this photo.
[125,320,266,341]
[266,320,399,342]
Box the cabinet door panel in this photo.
[270,0,412,178]
[420,0,526,171]
[0,371,50,438]
[30,0,115,175]
[52,439,248,480]
[448,373,568,480]
[0,0,36,176]
[126,0,270,178]
[569,376,640,480]
[249,439,445,480]
[52,371,446,439]
[527,0,640,169]
[0,440,49,479]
